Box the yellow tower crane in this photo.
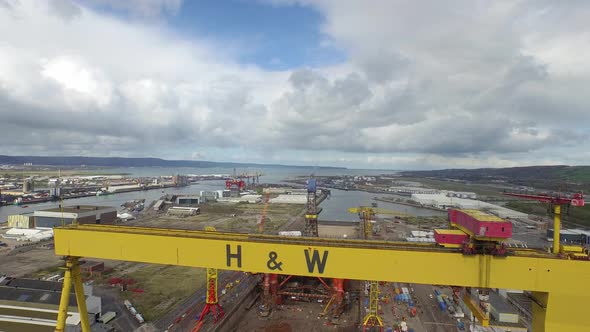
[347,206,411,240]
[348,206,411,331]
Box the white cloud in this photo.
[83,0,183,18]
[0,0,589,169]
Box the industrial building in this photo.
[172,174,189,186]
[0,276,102,332]
[411,193,528,219]
[167,206,200,217]
[7,213,35,228]
[176,196,201,206]
[546,228,590,244]
[388,186,439,195]
[1,227,53,242]
[105,184,142,193]
[200,190,218,202]
[33,205,117,227]
[488,291,519,324]
[23,178,34,193]
[153,199,164,211]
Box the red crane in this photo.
[503,192,584,254]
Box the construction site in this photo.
[1,175,590,332]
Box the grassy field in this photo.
[506,201,590,227]
[122,265,206,321]
[553,166,590,182]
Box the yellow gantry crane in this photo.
[53,224,590,332]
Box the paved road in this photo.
[165,271,256,332]
[93,286,139,332]
[412,284,457,332]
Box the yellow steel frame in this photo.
[55,257,91,332]
[462,293,489,327]
[53,225,590,332]
[363,281,383,331]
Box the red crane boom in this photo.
[503,192,584,206]
[503,192,585,254]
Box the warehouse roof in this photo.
[0,278,77,307]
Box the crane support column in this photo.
[55,257,90,332]
[553,205,561,254]
[197,267,224,322]
[55,260,73,332]
[363,281,383,331]
[198,227,224,323]
[530,291,581,331]
[72,259,91,331]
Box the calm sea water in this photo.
[320,189,445,221]
[0,166,443,222]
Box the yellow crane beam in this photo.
[54,225,590,331]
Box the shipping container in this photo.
[98,311,117,324]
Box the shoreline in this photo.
[374,197,447,212]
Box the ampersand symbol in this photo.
[266,251,283,271]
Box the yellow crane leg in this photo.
[531,290,585,331]
[72,259,91,331]
[553,205,561,254]
[55,257,90,332]
[55,260,73,332]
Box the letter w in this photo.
[304,249,329,274]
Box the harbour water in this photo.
[319,189,446,221]
[0,167,444,222]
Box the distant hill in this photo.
[0,155,346,170]
[400,165,590,191]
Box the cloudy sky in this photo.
[0,0,589,169]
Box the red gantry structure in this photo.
[503,192,585,254]
[437,209,512,255]
[193,227,224,331]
